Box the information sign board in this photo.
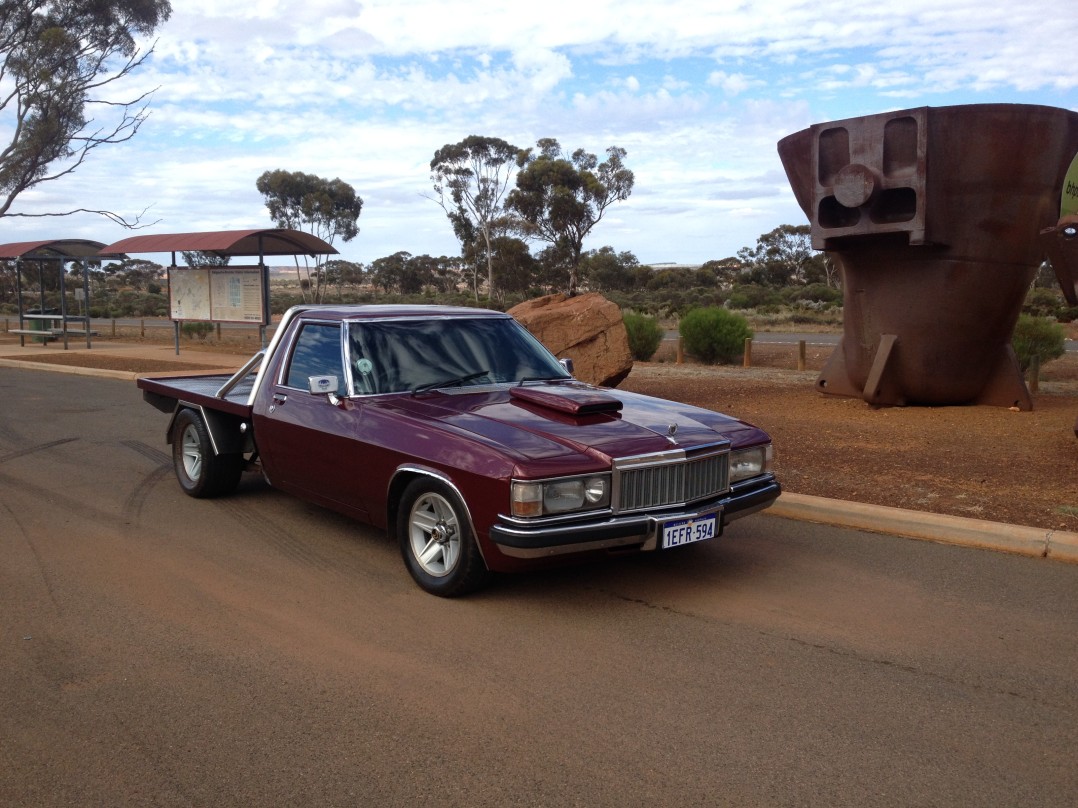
[168,266,266,324]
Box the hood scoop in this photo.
[510,385,623,416]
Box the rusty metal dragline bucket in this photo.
[778,103,1078,409]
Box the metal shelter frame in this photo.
[0,239,127,350]
[98,229,339,354]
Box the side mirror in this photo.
[559,357,575,376]
[308,375,341,405]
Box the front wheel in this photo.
[172,408,243,498]
[397,478,490,597]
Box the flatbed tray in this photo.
[138,373,256,418]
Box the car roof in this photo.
[291,304,509,321]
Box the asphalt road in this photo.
[3,368,1078,807]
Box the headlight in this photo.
[729,444,773,483]
[511,475,611,517]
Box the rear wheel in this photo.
[172,409,243,498]
[397,478,489,597]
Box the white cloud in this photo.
[707,71,753,96]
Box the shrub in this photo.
[1011,314,1066,372]
[725,283,782,311]
[788,310,843,326]
[623,311,663,361]
[784,282,843,307]
[679,307,753,364]
[1022,287,1064,319]
[181,321,215,341]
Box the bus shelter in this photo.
[0,239,126,349]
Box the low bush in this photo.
[181,321,215,341]
[783,282,842,307]
[623,311,664,361]
[725,284,782,311]
[1012,314,1066,372]
[1057,306,1078,324]
[679,307,752,364]
[1022,287,1065,319]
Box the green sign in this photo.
[1064,150,1078,218]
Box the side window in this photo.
[285,323,345,393]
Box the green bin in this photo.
[26,307,58,343]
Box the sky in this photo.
[4,0,1078,267]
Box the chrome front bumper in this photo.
[488,476,781,559]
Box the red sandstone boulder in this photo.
[508,293,633,387]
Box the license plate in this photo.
[661,513,718,549]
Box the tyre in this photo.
[397,478,490,597]
[172,408,244,498]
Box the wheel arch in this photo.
[167,402,251,455]
[387,466,489,567]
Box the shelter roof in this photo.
[0,239,124,260]
[99,228,338,258]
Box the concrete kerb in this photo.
[0,355,143,381]
[0,340,244,381]
[768,492,1078,564]
[3,342,1077,566]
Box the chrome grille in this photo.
[613,445,730,513]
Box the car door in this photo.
[254,319,371,520]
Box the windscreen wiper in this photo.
[412,370,490,396]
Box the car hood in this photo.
[373,382,767,469]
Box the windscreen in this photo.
[347,316,570,394]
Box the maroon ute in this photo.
[138,305,780,596]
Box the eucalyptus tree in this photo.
[0,260,16,304]
[507,138,634,295]
[112,257,164,290]
[698,258,744,289]
[0,0,172,225]
[256,170,363,302]
[430,135,520,299]
[736,224,827,287]
[182,251,230,267]
[322,259,366,299]
[448,206,482,300]
[488,236,536,301]
[579,246,641,293]
[368,251,451,296]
